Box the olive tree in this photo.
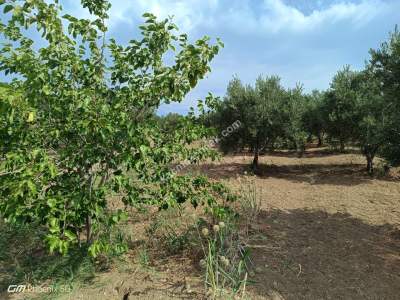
[352,70,386,174]
[208,77,252,154]
[211,76,287,170]
[324,66,361,152]
[155,112,187,135]
[302,90,327,147]
[0,0,227,256]
[369,27,400,166]
[283,85,308,157]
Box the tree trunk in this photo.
[86,215,91,243]
[252,139,259,171]
[252,147,259,170]
[340,139,345,152]
[366,154,375,175]
[307,134,313,143]
[317,133,323,147]
[77,228,81,247]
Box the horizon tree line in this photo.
[201,26,400,174]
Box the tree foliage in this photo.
[283,85,308,157]
[210,76,308,169]
[0,0,228,256]
[369,27,400,166]
[154,112,185,134]
[323,66,361,152]
[207,78,251,154]
[208,26,400,174]
[353,70,386,173]
[302,90,326,147]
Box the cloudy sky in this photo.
[7,0,400,114]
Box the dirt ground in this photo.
[201,149,400,226]
[197,148,400,299]
[4,148,400,300]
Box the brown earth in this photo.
[196,148,400,299]
[199,149,400,226]
[5,148,400,300]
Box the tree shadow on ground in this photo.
[193,162,377,186]
[247,209,400,300]
[256,163,371,186]
[265,149,354,158]
[242,147,361,159]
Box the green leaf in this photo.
[3,5,13,14]
[0,0,224,258]
[139,145,148,154]
[47,198,57,208]
[46,235,59,254]
[27,111,35,122]
[48,164,57,178]
[64,230,76,241]
[26,180,37,194]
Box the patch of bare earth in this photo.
[195,148,400,299]
[10,149,399,300]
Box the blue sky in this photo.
[4,0,400,115]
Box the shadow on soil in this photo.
[266,148,360,158]
[194,162,376,186]
[247,208,400,300]
[229,147,361,159]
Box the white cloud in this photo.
[258,0,389,33]
[64,0,390,34]
[57,0,398,115]
[106,0,219,31]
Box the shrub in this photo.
[0,0,224,256]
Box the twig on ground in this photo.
[297,264,302,277]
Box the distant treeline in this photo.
[196,27,399,174]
